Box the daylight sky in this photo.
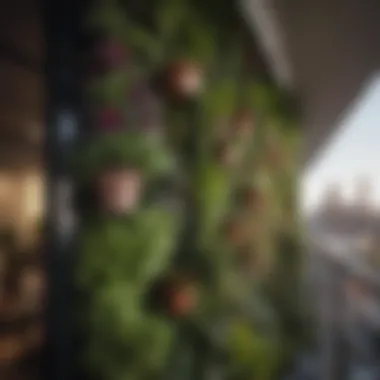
[302,72,380,214]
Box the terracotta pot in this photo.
[96,168,142,214]
[166,60,204,99]
[166,281,198,317]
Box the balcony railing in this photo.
[308,239,380,380]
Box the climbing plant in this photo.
[75,0,304,379]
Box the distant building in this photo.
[309,180,380,267]
[352,176,373,213]
[321,183,345,211]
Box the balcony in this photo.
[0,0,379,379]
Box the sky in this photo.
[302,72,380,214]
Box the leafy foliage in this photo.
[75,0,303,379]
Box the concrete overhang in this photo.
[241,0,380,164]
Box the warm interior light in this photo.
[23,173,44,221]
[0,174,10,197]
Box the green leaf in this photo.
[137,207,180,285]
[85,3,126,36]
[200,78,239,125]
[156,0,189,40]
[86,70,131,105]
[247,83,277,114]
[74,133,177,183]
[194,163,230,247]
[123,20,163,64]
[136,317,174,370]
[226,322,279,380]
[181,20,218,65]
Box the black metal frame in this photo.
[43,0,86,379]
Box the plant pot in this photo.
[165,60,204,100]
[96,167,143,215]
[166,279,198,318]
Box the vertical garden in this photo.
[74,0,305,379]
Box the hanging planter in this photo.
[166,278,199,318]
[95,165,143,215]
[162,59,204,101]
[148,273,199,318]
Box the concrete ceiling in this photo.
[273,0,380,163]
[243,0,380,164]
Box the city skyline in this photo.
[302,72,380,215]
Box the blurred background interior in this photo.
[0,1,44,379]
[0,0,380,379]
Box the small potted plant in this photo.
[165,276,199,318]
[157,59,204,102]
[96,164,143,215]
[76,132,176,216]
[148,273,199,318]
